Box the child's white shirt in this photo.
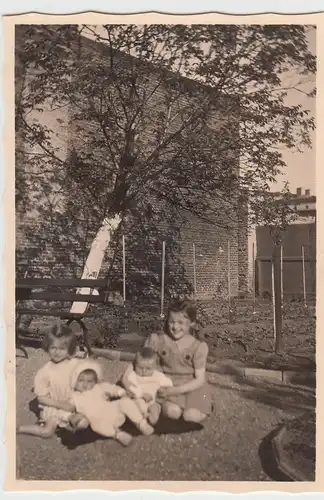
[34,358,81,427]
[125,369,173,399]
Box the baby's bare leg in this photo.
[88,415,133,446]
[119,397,154,435]
[135,398,149,417]
[18,420,57,438]
[147,402,161,425]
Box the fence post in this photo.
[252,242,256,316]
[160,241,166,318]
[122,235,126,304]
[193,243,197,299]
[280,244,284,307]
[227,240,234,323]
[302,245,307,308]
[272,243,283,354]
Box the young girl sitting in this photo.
[121,346,173,425]
[68,358,154,446]
[144,298,212,424]
[17,322,88,438]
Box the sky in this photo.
[270,27,316,195]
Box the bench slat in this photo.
[16,278,108,288]
[16,291,107,302]
[16,309,97,318]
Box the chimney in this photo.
[305,189,310,196]
[296,187,302,196]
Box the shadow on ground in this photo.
[258,427,292,482]
[208,364,315,414]
[56,418,203,449]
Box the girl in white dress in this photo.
[18,322,88,438]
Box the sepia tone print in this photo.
[12,20,316,484]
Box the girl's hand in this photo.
[158,386,179,398]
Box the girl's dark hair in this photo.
[43,322,77,355]
[167,298,197,323]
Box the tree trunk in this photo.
[272,243,283,354]
[70,214,121,315]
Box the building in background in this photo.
[15,26,248,299]
[251,187,316,299]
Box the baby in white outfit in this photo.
[121,347,173,425]
[69,359,154,446]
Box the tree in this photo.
[15,24,315,298]
[250,183,298,353]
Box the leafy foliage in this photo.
[250,182,299,244]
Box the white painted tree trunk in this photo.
[70,214,121,315]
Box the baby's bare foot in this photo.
[148,403,161,425]
[115,431,133,446]
[138,419,154,436]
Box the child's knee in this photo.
[182,408,206,423]
[162,402,182,420]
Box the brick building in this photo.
[15,26,248,299]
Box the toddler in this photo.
[18,322,88,438]
[68,358,155,446]
[121,347,173,425]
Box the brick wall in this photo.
[15,26,248,298]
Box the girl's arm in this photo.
[37,395,75,412]
[157,372,173,388]
[158,369,205,396]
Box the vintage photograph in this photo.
[14,22,316,481]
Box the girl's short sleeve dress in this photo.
[34,357,80,427]
[145,332,212,415]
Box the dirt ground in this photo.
[16,347,315,481]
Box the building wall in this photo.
[15,26,248,298]
[255,222,316,298]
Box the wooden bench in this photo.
[16,278,121,357]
